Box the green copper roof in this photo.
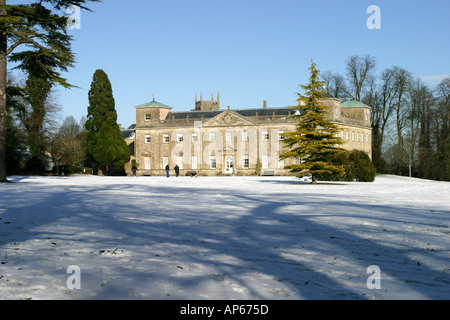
[341,100,371,109]
[134,99,172,109]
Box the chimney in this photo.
[263,100,267,109]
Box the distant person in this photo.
[174,164,180,177]
[131,165,137,176]
[165,164,170,178]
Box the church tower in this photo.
[192,92,220,111]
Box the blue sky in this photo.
[10,0,450,128]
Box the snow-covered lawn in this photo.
[0,174,449,300]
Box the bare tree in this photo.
[361,67,398,172]
[47,129,65,175]
[435,77,450,137]
[322,71,333,93]
[345,54,377,101]
[52,116,87,168]
[322,71,348,99]
[404,78,427,177]
[434,77,450,180]
[371,69,398,147]
[392,67,413,174]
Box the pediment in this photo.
[222,145,236,152]
[203,110,256,127]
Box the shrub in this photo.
[345,150,376,182]
[255,157,262,176]
[321,150,376,182]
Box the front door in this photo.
[225,156,234,174]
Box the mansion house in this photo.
[122,94,372,176]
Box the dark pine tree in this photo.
[85,69,130,175]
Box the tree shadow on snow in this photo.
[0,177,449,300]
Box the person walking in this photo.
[165,164,170,178]
[174,164,180,177]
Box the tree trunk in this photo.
[0,0,8,182]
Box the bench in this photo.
[261,171,275,176]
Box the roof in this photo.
[168,110,221,120]
[341,100,371,109]
[235,107,293,117]
[134,99,172,109]
[167,107,293,120]
[120,129,135,140]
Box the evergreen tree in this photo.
[21,55,54,161]
[280,61,345,183]
[0,0,100,182]
[85,69,130,175]
[5,76,26,174]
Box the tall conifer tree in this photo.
[85,69,130,175]
[280,61,345,183]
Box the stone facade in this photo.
[127,96,372,176]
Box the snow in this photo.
[0,174,449,300]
